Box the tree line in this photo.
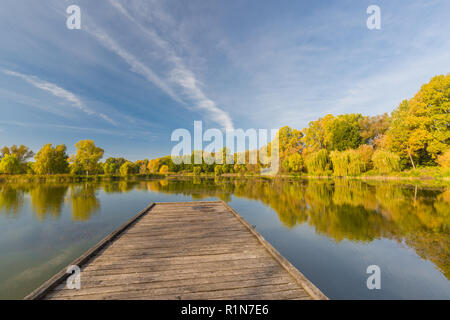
[1,74,449,176]
[150,74,450,176]
[0,140,151,176]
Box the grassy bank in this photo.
[0,173,167,183]
[1,167,449,186]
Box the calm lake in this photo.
[0,177,448,299]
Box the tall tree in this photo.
[276,126,304,158]
[0,154,21,174]
[386,74,450,167]
[358,113,391,145]
[103,157,127,175]
[34,144,69,174]
[1,145,34,163]
[302,114,335,154]
[69,140,104,175]
[326,114,363,151]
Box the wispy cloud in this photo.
[85,26,183,105]
[2,69,116,125]
[94,0,234,130]
[3,69,91,114]
[0,120,140,136]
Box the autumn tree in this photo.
[304,149,331,175]
[302,114,335,154]
[1,145,34,163]
[330,149,366,176]
[193,166,201,175]
[119,162,136,176]
[214,165,223,176]
[33,144,69,174]
[371,149,401,173]
[358,113,391,145]
[437,150,450,169]
[276,126,304,158]
[69,140,104,175]
[386,74,450,168]
[147,159,161,173]
[135,159,149,174]
[356,144,374,170]
[159,165,169,174]
[282,153,304,173]
[1,144,34,173]
[103,162,117,175]
[0,154,21,174]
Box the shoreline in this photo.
[1,172,448,186]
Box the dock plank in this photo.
[25,201,327,300]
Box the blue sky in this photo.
[1,0,449,160]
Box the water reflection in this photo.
[0,184,24,216]
[69,184,100,221]
[0,178,448,279]
[30,184,67,220]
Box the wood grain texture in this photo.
[25,201,327,300]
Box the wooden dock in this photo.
[25,201,327,300]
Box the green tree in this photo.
[69,140,104,175]
[33,144,69,175]
[0,154,21,174]
[103,162,117,175]
[326,114,363,151]
[103,157,126,175]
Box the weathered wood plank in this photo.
[48,280,301,300]
[51,272,295,295]
[81,258,281,275]
[70,266,286,287]
[26,201,327,300]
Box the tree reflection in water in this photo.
[0,178,448,278]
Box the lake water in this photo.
[0,177,448,299]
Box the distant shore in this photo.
[3,170,448,186]
[0,173,166,183]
